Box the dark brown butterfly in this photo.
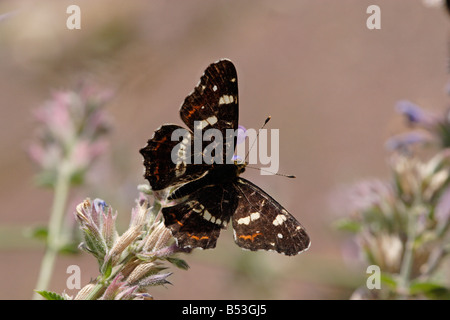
[140,60,310,255]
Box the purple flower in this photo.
[28,83,113,186]
[385,131,432,151]
[93,198,108,213]
[388,100,450,150]
[72,194,189,300]
[395,100,437,128]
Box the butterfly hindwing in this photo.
[162,184,238,249]
[232,178,310,256]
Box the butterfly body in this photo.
[168,162,245,201]
[140,59,310,256]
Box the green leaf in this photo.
[58,242,80,255]
[166,257,189,270]
[409,281,450,299]
[35,290,65,300]
[380,273,397,289]
[70,170,86,186]
[333,219,361,233]
[25,226,48,242]
[34,171,57,188]
[82,227,107,259]
[101,256,113,278]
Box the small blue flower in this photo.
[395,100,436,127]
[385,131,432,151]
[93,198,108,213]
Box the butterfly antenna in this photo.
[245,116,271,162]
[245,165,296,178]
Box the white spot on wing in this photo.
[273,214,287,226]
[194,116,218,130]
[250,212,260,221]
[237,212,260,225]
[201,208,224,226]
[237,216,250,225]
[192,203,205,213]
[219,95,234,105]
[203,210,212,221]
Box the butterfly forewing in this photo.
[180,59,239,133]
[139,124,209,191]
[180,60,239,164]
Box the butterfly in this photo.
[140,59,310,256]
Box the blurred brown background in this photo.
[0,0,449,299]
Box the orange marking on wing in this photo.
[154,136,167,150]
[239,233,262,242]
[187,233,209,241]
[169,213,183,226]
[187,108,199,117]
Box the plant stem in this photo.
[397,207,418,299]
[84,281,106,300]
[32,162,71,299]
